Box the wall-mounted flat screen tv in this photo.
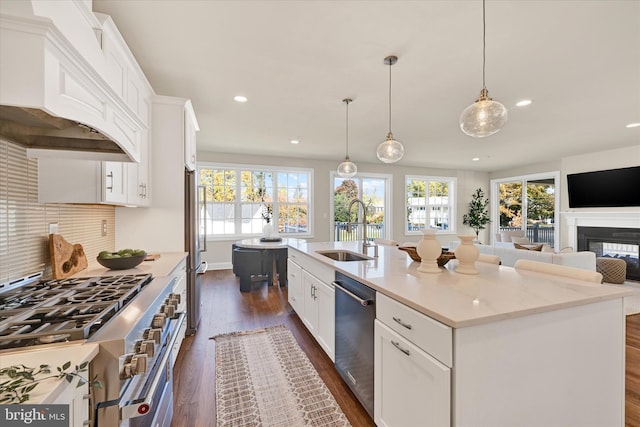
[567,166,640,208]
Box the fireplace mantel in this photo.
[562,211,640,249]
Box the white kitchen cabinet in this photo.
[184,101,199,171]
[103,161,128,204]
[375,293,451,427]
[38,157,128,205]
[287,247,335,361]
[287,258,304,314]
[51,379,91,427]
[301,270,335,360]
[125,132,151,206]
[375,321,450,427]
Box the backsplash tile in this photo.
[0,140,115,284]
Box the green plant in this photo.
[0,361,102,404]
[462,188,491,239]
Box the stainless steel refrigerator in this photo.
[185,169,207,335]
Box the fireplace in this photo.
[577,226,640,282]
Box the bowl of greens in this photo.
[97,249,147,270]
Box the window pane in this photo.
[333,176,387,242]
[406,177,455,234]
[199,164,311,238]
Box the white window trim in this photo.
[329,170,393,242]
[490,171,560,247]
[404,175,457,236]
[198,162,314,241]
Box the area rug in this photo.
[212,324,351,427]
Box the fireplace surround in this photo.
[577,226,640,282]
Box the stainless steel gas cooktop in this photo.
[0,274,152,349]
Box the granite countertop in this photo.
[77,252,187,278]
[288,240,632,328]
[0,343,99,403]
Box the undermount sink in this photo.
[316,250,373,262]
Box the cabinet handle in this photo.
[391,340,411,356]
[392,316,412,330]
[106,171,114,192]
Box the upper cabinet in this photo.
[184,100,199,171]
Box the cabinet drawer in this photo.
[376,293,452,367]
[288,248,334,284]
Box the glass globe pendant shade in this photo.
[376,132,405,163]
[460,90,508,138]
[337,157,357,178]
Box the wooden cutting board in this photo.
[49,234,88,279]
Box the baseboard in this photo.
[207,262,232,271]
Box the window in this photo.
[198,163,313,239]
[331,173,391,242]
[491,172,559,247]
[405,176,456,234]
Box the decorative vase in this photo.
[417,229,442,273]
[263,222,275,239]
[454,234,479,275]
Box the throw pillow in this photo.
[514,243,544,251]
[511,236,531,244]
[500,230,525,243]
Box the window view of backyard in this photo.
[199,164,312,238]
[498,178,556,245]
[406,176,455,234]
[333,176,387,242]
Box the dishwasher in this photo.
[333,271,376,418]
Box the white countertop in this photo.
[0,343,99,403]
[289,240,632,328]
[78,252,187,278]
[235,237,306,249]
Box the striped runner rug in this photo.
[212,324,351,427]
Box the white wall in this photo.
[558,145,640,248]
[197,151,490,269]
[488,145,640,249]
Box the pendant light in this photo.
[337,98,357,178]
[376,55,405,163]
[459,0,508,138]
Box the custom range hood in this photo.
[0,1,145,162]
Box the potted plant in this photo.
[462,188,491,242]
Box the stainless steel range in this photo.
[0,271,185,427]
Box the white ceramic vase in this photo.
[417,229,442,273]
[263,222,275,239]
[454,234,479,275]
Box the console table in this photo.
[233,238,305,287]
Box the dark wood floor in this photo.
[171,270,375,427]
[171,270,640,427]
[627,313,640,427]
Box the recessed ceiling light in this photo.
[626,122,640,128]
[290,139,300,144]
[233,95,248,103]
[472,157,480,161]
[516,99,532,107]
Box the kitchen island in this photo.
[288,240,631,427]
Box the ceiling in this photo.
[92,0,640,172]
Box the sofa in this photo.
[449,241,597,271]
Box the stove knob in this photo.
[169,293,181,304]
[151,313,166,329]
[161,304,176,318]
[143,328,162,344]
[121,354,147,379]
[129,354,147,376]
[135,339,155,357]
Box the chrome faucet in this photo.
[347,198,378,257]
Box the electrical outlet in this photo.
[101,220,107,237]
[48,223,59,234]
